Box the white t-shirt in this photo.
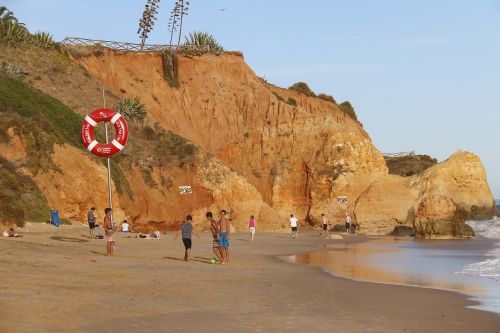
[290,217,298,227]
[121,223,129,232]
[345,216,352,224]
[322,216,328,225]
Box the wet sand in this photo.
[1,223,499,333]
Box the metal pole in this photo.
[102,88,113,228]
[105,122,114,229]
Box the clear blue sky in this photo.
[5,0,500,197]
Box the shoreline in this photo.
[281,236,500,315]
[1,224,499,332]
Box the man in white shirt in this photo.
[290,214,298,239]
[320,213,329,238]
[121,220,130,233]
[345,213,352,235]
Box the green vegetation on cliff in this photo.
[0,74,82,147]
[0,155,49,226]
[385,154,437,177]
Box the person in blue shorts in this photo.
[219,210,230,264]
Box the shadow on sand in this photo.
[50,236,89,243]
[90,250,107,256]
[163,256,211,264]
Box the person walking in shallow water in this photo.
[345,212,352,235]
[290,214,298,239]
[248,215,256,241]
[87,207,96,239]
[174,215,200,262]
[104,208,114,256]
[320,213,329,238]
[206,211,222,263]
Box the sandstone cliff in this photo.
[0,46,495,237]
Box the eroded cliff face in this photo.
[74,50,383,226]
[0,47,495,236]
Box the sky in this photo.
[5,0,500,197]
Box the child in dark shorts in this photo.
[174,215,200,261]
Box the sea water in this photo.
[284,216,500,315]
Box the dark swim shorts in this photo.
[182,238,192,249]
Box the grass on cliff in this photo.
[0,74,82,146]
[0,155,50,226]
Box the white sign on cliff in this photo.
[337,196,348,203]
[179,186,192,194]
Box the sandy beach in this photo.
[1,224,499,333]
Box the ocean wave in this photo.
[458,218,500,281]
[458,257,500,282]
[467,217,500,239]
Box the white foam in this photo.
[456,219,500,282]
[458,258,500,282]
[467,217,500,239]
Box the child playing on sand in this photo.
[206,212,223,263]
[290,214,298,239]
[219,210,231,264]
[104,208,114,256]
[174,215,200,261]
[248,215,256,241]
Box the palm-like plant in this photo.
[1,21,30,46]
[0,6,18,24]
[32,31,55,48]
[184,32,224,52]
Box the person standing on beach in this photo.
[248,215,256,241]
[87,207,96,239]
[174,215,200,262]
[345,212,352,235]
[219,210,231,264]
[206,211,222,263]
[104,208,114,256]
[320,213,329,238]
[290,214,298,239]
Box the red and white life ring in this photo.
[81,109,128,157]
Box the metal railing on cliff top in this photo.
[60,37,211,52]
[382,151,416,158]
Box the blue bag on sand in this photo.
[50,210,60,227]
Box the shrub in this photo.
[154,129,197,166]
[161,51,179,88]
[287,97,297,106]
[272,91,285,102]
[142,125,155,140]
[113,97,147,123]
[288,82,316,97]
[142,168,157,188]
[339,101,358,121]
[318,93,336,104]
[184,32,224,52]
